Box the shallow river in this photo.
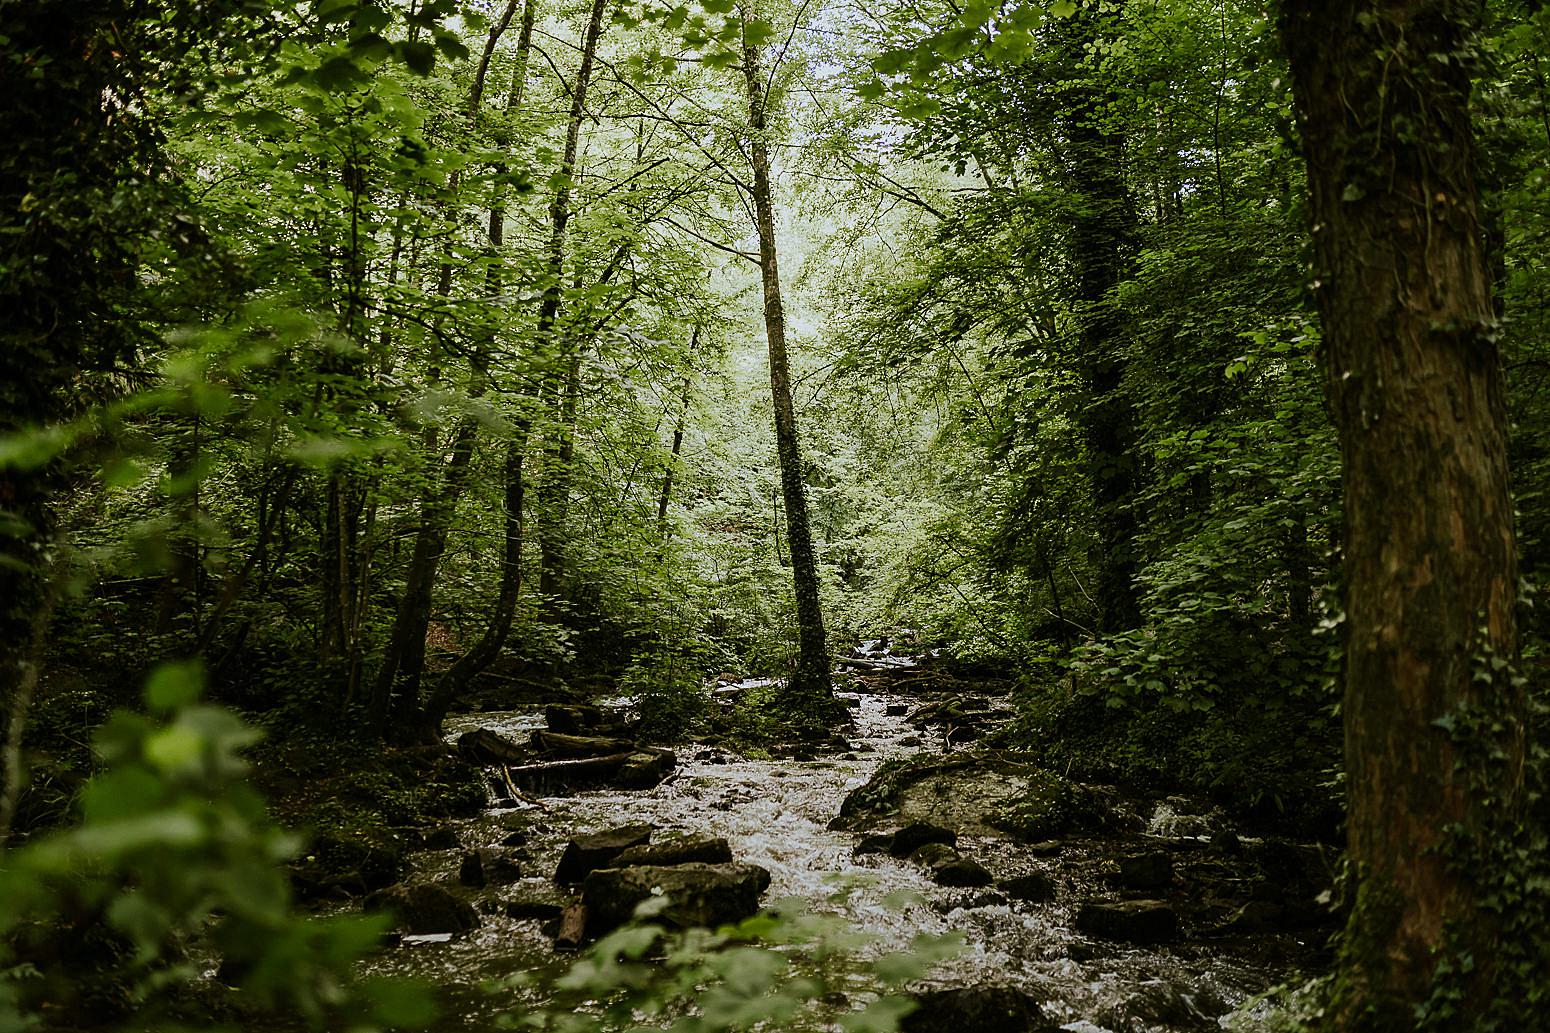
[363,693,1311,1031]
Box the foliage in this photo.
[0,662,433,1031]
[507,890,962,1033]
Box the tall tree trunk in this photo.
[422,437,526,733]
[740,11,831,711]
[1280,0,1524,1024]
[533,0,609,605]
[1055,6,1143,635]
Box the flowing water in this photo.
[363,689,1320,1031]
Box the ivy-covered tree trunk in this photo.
[741,14,831,713]
[1280,0,1525,1024]
[1054,6,1143,634]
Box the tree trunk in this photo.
[658,358,694,539]
[533,0,609,605]
[422,436,526,733]
[740,12,831,710]
[1280,0,1524,1024]
[1055,6,1143,635]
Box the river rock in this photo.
[554,824,654,884]
[853,832,896,857]
[885,703,909,717]
[835,752,1107,841]
[1075,900,1179,944]
[458,848,523,888]
[615,748,676,789]
[998,873,1055,903]
[1095,979,1228,1031]
[1115,851,1173,890]
[457,728,528,766]
[364,883,480,934]
[582,862,772,934]
[900,986,1058,1033]
[889,821,958,858]
[544,704,615,735]
[611,835,733,868]
[934,857,994,887]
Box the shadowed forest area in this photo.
[2,0,1548,1030]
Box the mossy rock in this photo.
[836,752,1107,840]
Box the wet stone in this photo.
[582,862,772,935]
[998,873,1055,903]
[1115,851,1173,890]
[1075,900,1180,944]
[900,986,1058,1033]
[889,821,958,858]
[853,833,896,857]
[885,704,910,717]
[933,857,994,887]
[554,824,653,884]
[612,835,733,868]
[459,848,522,888]
[364,883,480,935]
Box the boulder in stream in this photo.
[1114,851,1173,890]
[582,861,772,935]
[900,986,1058,1033]
[615,748,676,789]
[998,873,1056,903]
[908,842,993,887]
[554,824,654,884]
[458,848,523,888]
[835,752,1108,841]
[364,883,480,935]
[544,704,627,736]
[1075,899,1179,944]
[612,835,733,868]
[889,821,958,858]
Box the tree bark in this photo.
[1280,0,1524,1024]
[740,10,831,710]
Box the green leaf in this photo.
[1050,0,1078,17]
[145,661,204,712]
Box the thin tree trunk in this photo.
[657,354,694,539]
[740,10,831,711]
[422,436,526,733]
[1281,0,1524,1023]
[533,0,609,604]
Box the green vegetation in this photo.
[3,0,1549,1029]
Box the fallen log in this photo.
[504,752,634,791]
[529,730,637,759]
[457,728,529,766]
[554,903,588,951]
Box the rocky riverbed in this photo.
[349,666,1334,1032]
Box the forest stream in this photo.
[357,655,1332,1033]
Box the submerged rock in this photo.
[554,824,654,884]
[458,848,523,888]
[1114,851,1173,890]
[582,862,772,934]
[998,873,1056,903]
[364,883,480,935]
[900,986,1058,1033]
[1075,900,1179,944]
